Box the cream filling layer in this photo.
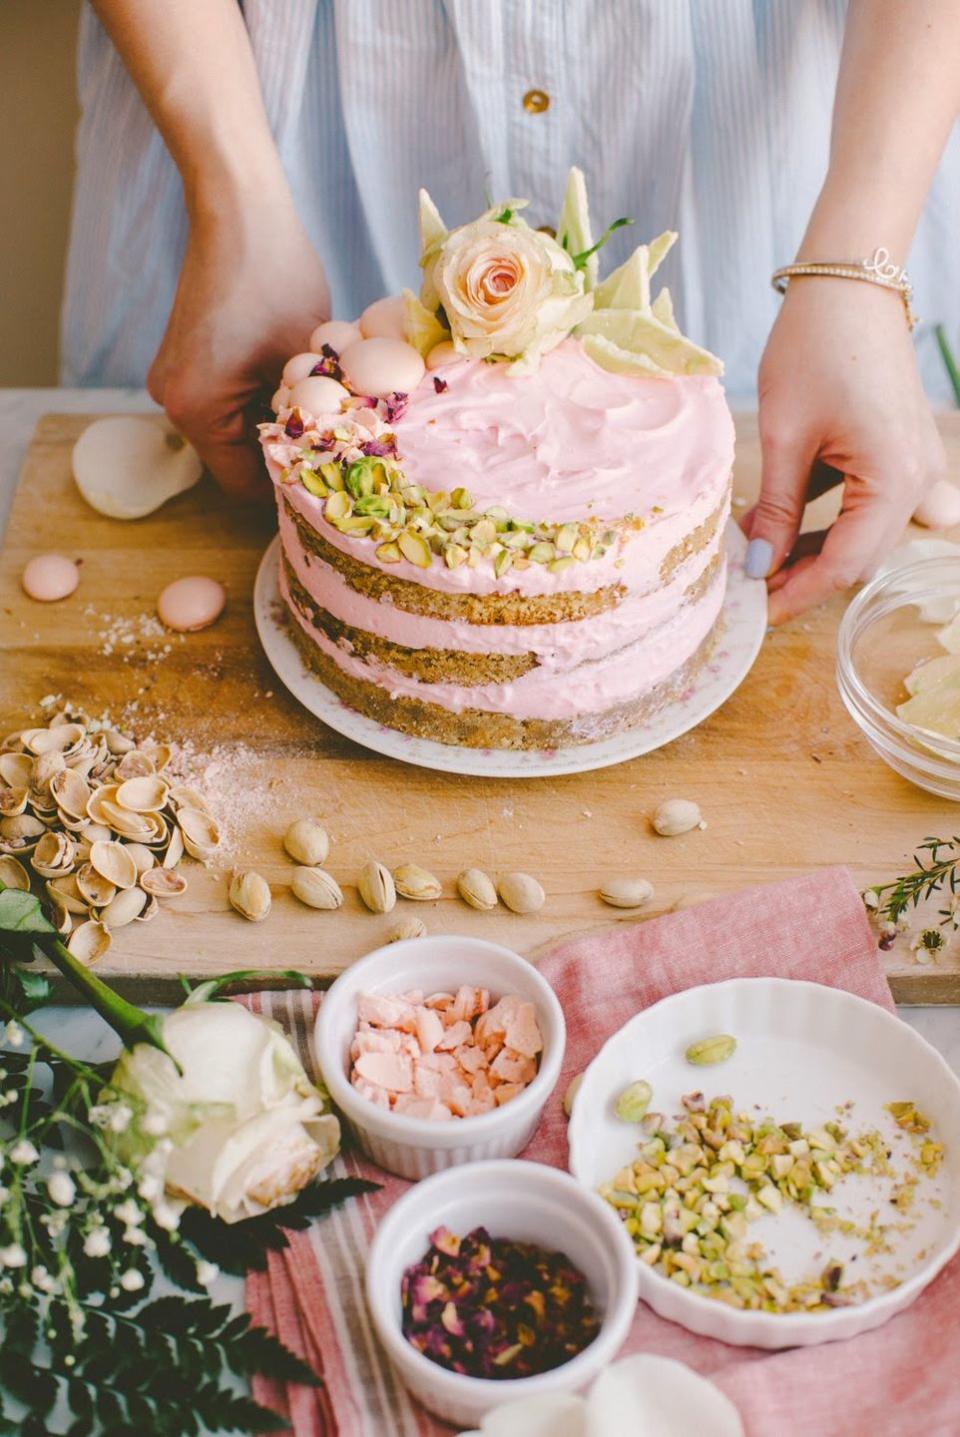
[280,558,725,722]
[279,503,725,672]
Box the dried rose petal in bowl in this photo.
[400,1224,600,1380]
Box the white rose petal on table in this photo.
[72,415,202,519]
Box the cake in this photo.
[259,171,733,749]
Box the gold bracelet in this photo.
[771,247,917,330]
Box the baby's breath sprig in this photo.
[865,835,960,930]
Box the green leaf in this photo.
[13,968,51,1011]
[0,889,54,935]
[177,1177,379,1275]
[571,215,633,270]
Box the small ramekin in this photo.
[313,934,566,1179]
[365,1158,639,1428]
[837,555,960,800]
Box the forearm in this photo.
[799,0,960,260]
[91,0,291,219]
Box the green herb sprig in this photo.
[866,835,960,928]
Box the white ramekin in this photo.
[365,1158,639,1428]
[313,935,566,1179]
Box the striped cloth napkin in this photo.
[243,868,960,1437]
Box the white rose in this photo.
[110,1001,340,1225]
[429,215,593,369]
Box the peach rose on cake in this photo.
[419,193,593,372]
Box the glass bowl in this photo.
[836,556,960,800]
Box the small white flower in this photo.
[0,1278,12,1296]
[152,1202,181,1233]
[83,1227,111,1259]
[122,1226,147,1248]
[142,1109,169,1137]
[113,1199,143,1227]
[31,1266,58,1294]
[88,1104,112,1128]
[8,1140,39,1166]
[136,1175,164,1204]
[3,1090,16,1106]
[0,1243,27,1269]
[0,1186,9,1205]
[108,1104,133,1134]
[4,1021,24,1048]
[195,1261,219,1288]
[119,1268,145,1293]
[47,1171,77,1208]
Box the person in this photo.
[63,1,960,623]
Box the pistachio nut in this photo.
[456,867,498,911]
[562,1073,583,1118]
[497,871,545,915]
[357,860,396,914]
[283,817,330,867]
[228,869,272,923]
[291,866,344,911]
[615,1079,654,1123]
[599,876,655,910]
[652,798,703,837]
[685,1034,737,1067]
[388,915,427,943]
[394,862,442,902]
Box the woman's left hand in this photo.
[748,278,946,624]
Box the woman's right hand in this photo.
[148,192,329,501]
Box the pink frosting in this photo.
[395,338,734,523]
[280,557,724,724]
[280,502,724,670]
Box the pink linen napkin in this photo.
[244,868,960,1437]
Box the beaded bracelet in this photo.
[771,247,917,330]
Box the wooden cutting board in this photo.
[2,411,960,1003]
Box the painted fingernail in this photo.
[745,537,774,579]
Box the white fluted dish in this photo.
[568,977,960,1348]
[365,1159,639,1428]
[313,935,565,1179]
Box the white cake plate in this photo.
[253,522,767,779]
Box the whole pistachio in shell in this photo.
[228,869,272,923]
[283,817,330,867]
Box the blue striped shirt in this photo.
[62,0,960,402]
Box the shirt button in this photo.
[522,88,550,114]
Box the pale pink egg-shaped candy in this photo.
[340,337,425,399]
[359,295,408,341]
[288,375,350,417]
[271,384,292,414]
[22,554,80,603]
[281,352,324,387]
[914,479,960,529]
[309,319,362,355]
[426,341,461,371]
[157,576,226,633]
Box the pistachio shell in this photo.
[0,754,32,788]
[67,919,111,964]
[31,830,76,879]
[166,784,209,812]
[22,723,85,756]
[393,863,442,902]
[283,817,330,867]
[89,839,138,890]
[291,866,344,910]
[115,774,169,813]
[357,860,396,914]
[140,866,188,898]
[47,891,73,936]
[177,807,220,861]
[0,787,28,817]
[136,894,160,922]
[100,885,148,929]
[0,814,46,842]
[228,870,272,923]
[82,822,114,845]
[497,872,545,915]
[652,798,703,837]
[123,842,156,875]
[388,916,427,942]
[599,877,655,910]
[163,824,184,869]
[76,862,117,908]
[46,874,89,915]
[32,750,66,790]
[0,855,31,891]
[50,767,92,819]
[105,729,136,756]
[456,867,498,911]
[114,750,156,781]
